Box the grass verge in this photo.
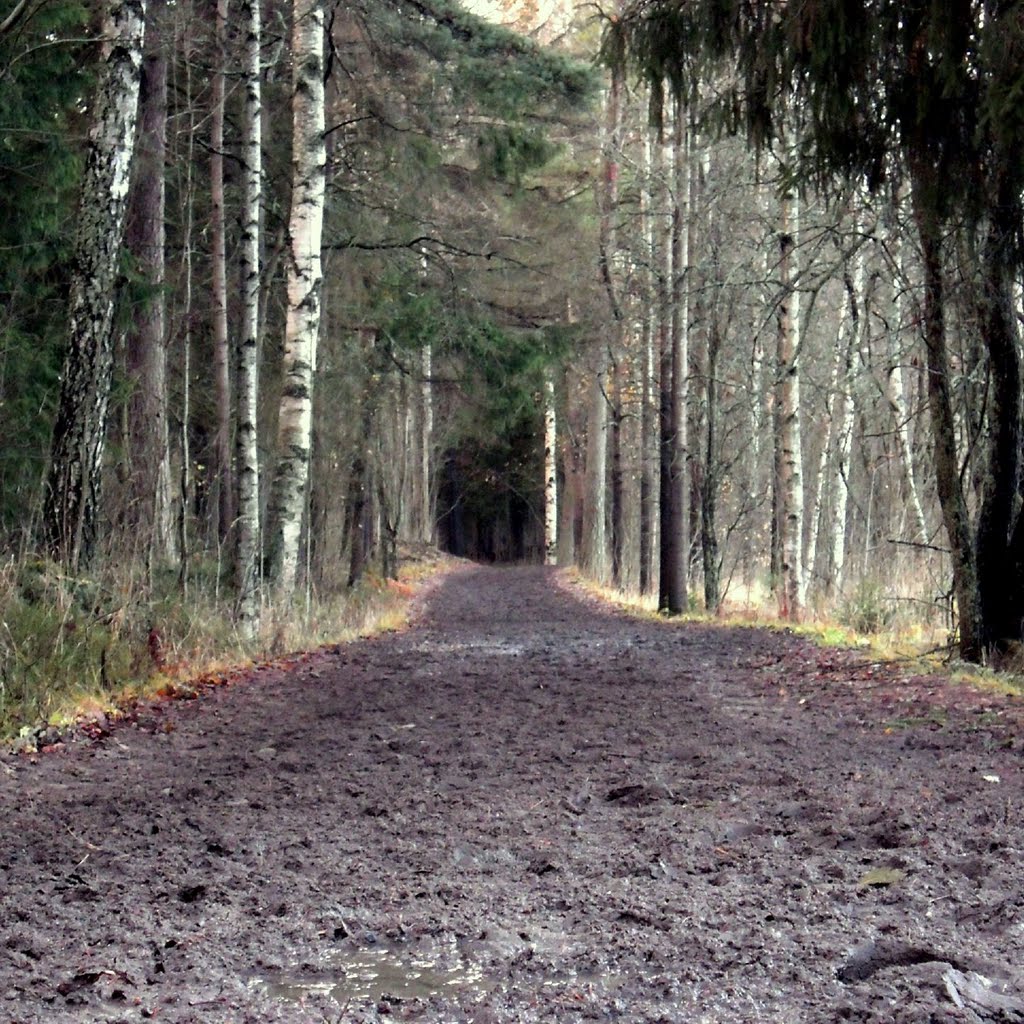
[0,545,459,750]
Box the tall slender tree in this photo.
[124,0,175,563]
[776,183,805,620]
[266,0,326,595]
[658,100,688,613]
[42,0,147,570]
[209,0,233,544]
[235,0,262,633]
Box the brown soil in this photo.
[3,565,1024,1023]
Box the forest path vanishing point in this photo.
[3,565,1024,1024]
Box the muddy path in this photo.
[3,565,1024,1023]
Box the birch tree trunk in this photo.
[210,0,233,543]
[805,319,842,597]
[42,0,146,570]
[235,0,262,633]
[830,234,868,593]
[124,6,176,563]
[889,219,927,542]
[266,0,326,596]
[544,371,557,565]
[420,342,433,543]
[777,187,805,619]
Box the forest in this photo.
[2,0,1024,739]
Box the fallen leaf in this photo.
[858,867,905,888]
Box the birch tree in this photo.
[235,0,262,632]
[776,185,805,619]
[42,0,146,570]
[266,0,326,596]
[544,371,558,564]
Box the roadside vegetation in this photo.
[0,546,455,748]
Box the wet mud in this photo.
[2,565,1024,1022]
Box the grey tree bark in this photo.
[124,3,176,564]
[658,102,688,614]
[210,0,233,544]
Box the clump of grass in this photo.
[0,548,457,747]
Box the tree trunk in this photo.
[235,0,262,635]
[777,186,805,620]
[909,158,981,661]
[42,0,147,570]
[888,209,928,544]
[543,370,558,565]
[610,358,624,585]
[586,51,624,584]
[805,320,841,599]
[266,0,326,596]
[638,132,656,595]
[420,342,434,543]
[658,102,688,613]
[829,247,864,595]
[124,6,175,564]
[973,177,1024,657]
[210,0,233,543]
[701,311,721,612]
[583,360,608,580]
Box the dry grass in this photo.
[0,547,461,747]
[569,568,955,677]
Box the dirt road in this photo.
[2,565,1023,1022]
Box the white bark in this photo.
[805,320,843,595]
[831,239,862,594]
[778,188,806,618]
[584,358,608,579]
[43,0,146,568]
[267,0,326,596]
[236,0,262,633]
[421,342,433,543]
[890,224,928,542]
[544,371,558,564]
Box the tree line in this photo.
[0,0,1020,725]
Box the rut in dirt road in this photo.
[2,565,1024,1024]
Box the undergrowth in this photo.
[0,546,454,746]
[567,568,952,674]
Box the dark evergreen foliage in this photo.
[0,2,89,535]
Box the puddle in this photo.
[255,945,492,1006]
[256,934,648,1009]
